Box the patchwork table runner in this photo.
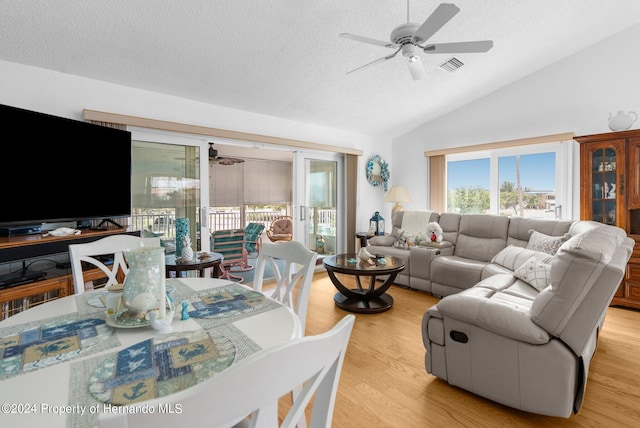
[181,283,281,328]
[66,283,279,428]
[0,313,117,379]
[68,323,260,428]
[88,329,236,405]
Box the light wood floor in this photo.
[292,271,640,427]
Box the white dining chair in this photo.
[68,234,161,294]
[98,314,355,428]
[252,240,318,336]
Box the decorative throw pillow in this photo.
[513,256,552,291]
[491,245,553,271]
[393,239,408,249]
[526,230,571,255]
[397,229,425,246]
[368,235,396,246]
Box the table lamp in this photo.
[384,186,412,213]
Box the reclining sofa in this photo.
[366,210,634,417]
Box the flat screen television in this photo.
[0,103,132,230]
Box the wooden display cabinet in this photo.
[0,227,137,320]
[576,129,640,309]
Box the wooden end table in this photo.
[355,232,371,248]
[165,252,223,278]
[323,254,405,314]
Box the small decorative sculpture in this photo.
[149,310,175,333]
[181,300,190,320]
[358,247,375,265]
[179,235,194,262]
[606,182,616,199]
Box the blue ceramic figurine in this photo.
[181,300,190,321]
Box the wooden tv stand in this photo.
[0,227,137,320]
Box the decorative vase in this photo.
[122,247,165,319]
[608,111,637,131]
[175,218,190,258]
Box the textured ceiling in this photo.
[1,1,640,138]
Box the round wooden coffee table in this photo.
[323,254,405,314]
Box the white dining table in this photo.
[0,277,301,428]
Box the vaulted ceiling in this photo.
[1,1,640,138]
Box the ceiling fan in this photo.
[208,142,245,166]
[339,2,493,80]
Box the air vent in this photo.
[438,57,464,73]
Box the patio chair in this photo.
[211,228,252,282]
[267,215,294,242]
[244,222,265,256]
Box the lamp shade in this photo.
[384,186,412,212]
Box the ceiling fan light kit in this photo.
[208,142,245,166]
[339,2,493,80]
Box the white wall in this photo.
[0,60,392,236]
[392,23,640,219]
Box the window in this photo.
[209,157,292,231]
[446,142,572,219]
[447,158,490,214]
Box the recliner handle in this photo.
[450,330,469,343]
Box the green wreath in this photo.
[366,155,390,191]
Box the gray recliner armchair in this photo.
[422,221,634,417]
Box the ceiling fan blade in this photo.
[413,3,460,44]
[339,33,397,49]
[407,56,427,80]
[423,40,493,53]
[346,47,402,75]
[218,158,240,166]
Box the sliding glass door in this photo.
[294,151,344,256]
[129,131,210,253]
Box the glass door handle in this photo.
[300,206,306,221]
[620,175,624,195]
[554,205,562,220]
[201,207,208,228]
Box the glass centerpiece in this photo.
[118,247,167,325]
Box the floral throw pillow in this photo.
[397,229,425,246]
[513,256,552,292]
[526,230,571,255]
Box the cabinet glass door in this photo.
[591,148,618,225]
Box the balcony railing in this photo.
[131,211,286,237]
[131,208,336,238]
